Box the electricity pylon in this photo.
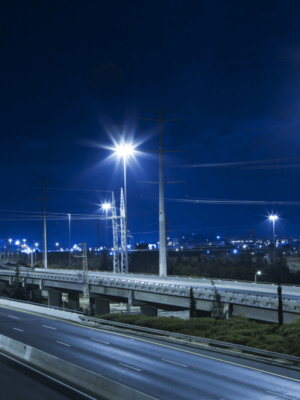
[111,192,119,273]
[77,241,90,315]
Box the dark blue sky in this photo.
[1,0,300,247]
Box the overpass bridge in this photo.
[0,268,299,323]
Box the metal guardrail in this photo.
[79,315,300,367]
[0,296,84,315]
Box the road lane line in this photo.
[13,328,23,332]
[119,363,141,371]
[42,325,57,330]
[56,341,71,347]
[2,305,300,384]
[8,315,19,319]
[267,391,298,400]
[90,338,110,344]
[161,359,187,367]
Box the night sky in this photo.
[1,0,300,248]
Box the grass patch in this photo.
[95,313,300,357]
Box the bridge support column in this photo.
[223,303,233,319]
[48,290,61,307]
[95,298,110,316]
[89,298,95,316]
[68,292,80,310]
[140,306,157,317]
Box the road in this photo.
[0,305,299,399]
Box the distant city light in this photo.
[216,236,220,239]
[269,215,278,221]
[233,249,238,254]
[15,240,20,245]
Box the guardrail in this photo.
[79,315,300,367]
[0,296,84,314]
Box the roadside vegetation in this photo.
[96,312,300,357]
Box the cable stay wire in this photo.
[165,197,300,205]
[172,156,300,169]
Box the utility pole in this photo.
[68,214,71,268]
[42,177,48,269]
[139,106,180,276]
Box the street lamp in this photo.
[102,203,111,257]
[35,243,38,264]
[269,215,278,259]
[255,270,261,283]
[8,239,12,261]
[114,143,134,273]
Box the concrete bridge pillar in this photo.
[48,290,62,308]
[140,306,157,317]
[95,298,110,316]
[223,303,233,319]
[68,292,80,310]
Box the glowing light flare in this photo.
[115,143,134,158]
[256,271,262,275]
[269,215,278,221]
[102,203,111,210]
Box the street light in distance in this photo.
[255,270,261,283]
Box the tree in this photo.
[190,287,196,318]
[210,279,225,319]
[277,277,283,326]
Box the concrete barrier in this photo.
[0,334,158,400]
[0,298,82,323]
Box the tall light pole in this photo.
[102,203,111,264]
[139,105,180,277]
[68,214,71,268]
[269,215,278,259]
[8,238,12,261]
[115,144,134,273]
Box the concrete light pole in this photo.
[68,214,71,268]
[269,215,278,259]
[139,105,180,277]
[115,144,134,273]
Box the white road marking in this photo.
[267,391,298,400]
[8,315,19,319]
[161,359,187,367]
[13,328,23,332]
[119,363,141,371]
[90,338,110,344]
[42,325,57,330]
[56,341,71,347]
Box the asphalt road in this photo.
[0,305,299,400]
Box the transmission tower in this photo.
[78,241,90,315]
[111,192,119,273]
[120,188,126,273]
